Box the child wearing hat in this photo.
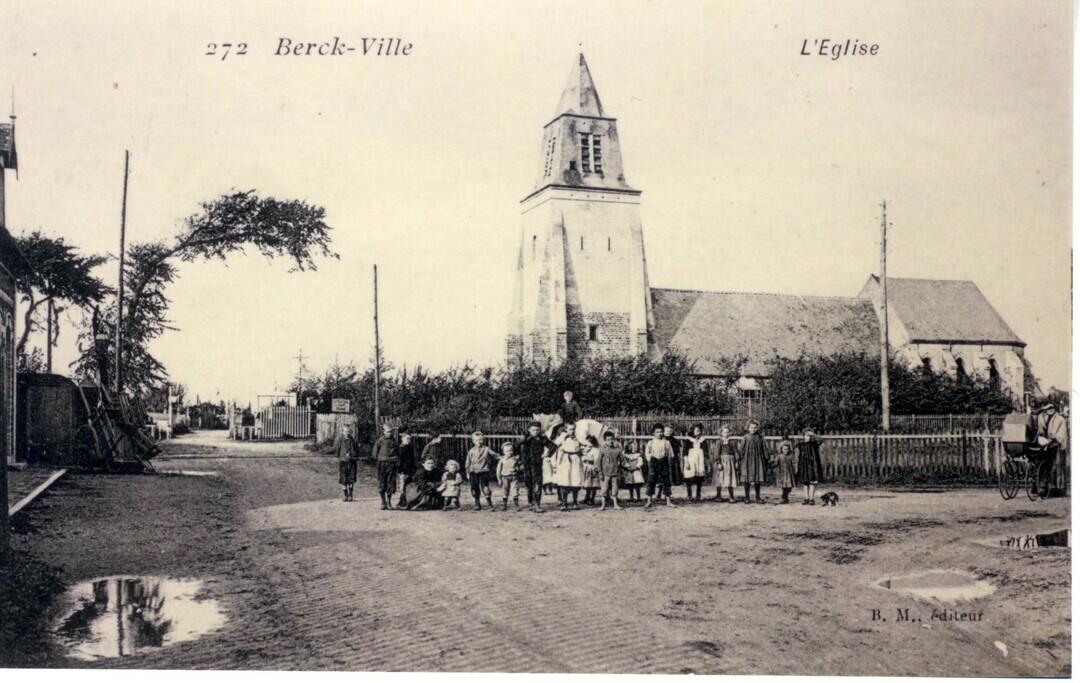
[774,439,797,504]
[796,428,824,505]
[465,431,499,511]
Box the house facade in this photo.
[1,115,23,466]
[507,55,1026,404]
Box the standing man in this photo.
[518,421,557,513]
[336,426,359,502]
[558,390,583,425]
[1036,403,1069,493]
[373,422,400,510]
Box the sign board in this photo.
[331,398,351,413]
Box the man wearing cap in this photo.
[518,421,557,513]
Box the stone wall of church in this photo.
[567,311,633,360]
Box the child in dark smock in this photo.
[740,420,769,504]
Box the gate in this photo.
[260,407,314,438]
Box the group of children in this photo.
[422,419,826,512]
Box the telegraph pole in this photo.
[45,279,53,372]
[115,150,129,394]
[879,200,891,433]
[373,265,381,429]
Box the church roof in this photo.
[860,276,1024,346]
[650,288,881,376]
[554,53,605,119]
[0,123,16,171]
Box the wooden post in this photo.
[373,265,381,429]
[115,150,129,394]
[879,200,891,433]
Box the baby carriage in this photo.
[998,412,1054,501]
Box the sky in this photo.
[0,0,1072,403]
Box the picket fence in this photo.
[474,413,1008,436]
[415,431,1015,486]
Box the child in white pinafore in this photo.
[438,459,463,510]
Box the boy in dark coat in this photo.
[518,421,557,513]
[337,428,359,501]
[373,422,400,510]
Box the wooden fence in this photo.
[315,413,358,443]
[416,432,1022,487]
[478,413,1008,436]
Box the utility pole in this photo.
[879,200,891,433]
[373,265,381,429]
[45,278,52,372]
[115,150,129,395]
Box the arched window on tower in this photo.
[988,358,1001,385]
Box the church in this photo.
[505,55,1027,403]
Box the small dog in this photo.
[820,491,840,507]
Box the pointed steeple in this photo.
[554,53,604,118]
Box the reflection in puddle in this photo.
[982,529,1071,550]
[874,570,995,603]
[55,576,226,661]
[158,470,221,477]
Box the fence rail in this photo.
[468,413,1009,436]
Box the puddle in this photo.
[873,570,995,603]
[977,529,1070,550]
[158,470,220,477]
[54,576,226,661]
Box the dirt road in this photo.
[4,430,1070,674]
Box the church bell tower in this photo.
[506,54,653,366]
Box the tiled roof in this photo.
[861,277,1024,346]
[650,288,881,376]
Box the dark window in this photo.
[921,357,933,373]
[592,135,602,174]
[955,358,967,381]
[988,358,1000,384]
[588,324,599,342]
[607,236,611,251]
[580,134,591,173]
[532,235,537,259]
[580,236,584,250]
